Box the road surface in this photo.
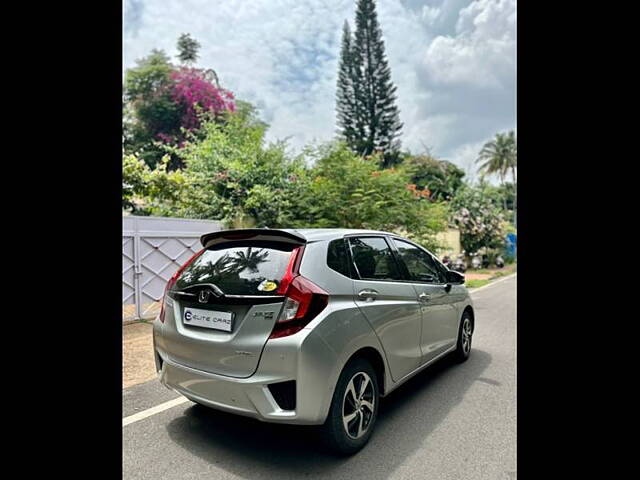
[123,274,516,479]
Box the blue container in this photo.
[505,233,517,259]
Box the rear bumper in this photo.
[154,321,338,425]
[158,355,300,422]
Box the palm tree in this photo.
[230,248,269,273]
[476,131,517,223]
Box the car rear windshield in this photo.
[175,243,295,296]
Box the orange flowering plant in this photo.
[292,143,448,251]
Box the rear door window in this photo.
[347,237,403,281]
[391,238,444,284]
[176,244,294,295]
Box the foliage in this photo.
[451,185,506,255]
[475,180,515,213]
[123,50,182,169]
[402,155,466,201]
[122,154,187,215]
[503,219,517,235]
[124,111,448,251]
[176,33,200,65]
[476,130,517,224]
[292,143,448,251]
[336,21,358,152]
[124,49,174,100]
[169,67,235,134]
[123,41,236,170]
[165,113,308,228]
[476,130,517,183]
[337,0,403,168]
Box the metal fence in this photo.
[122,215,222,323]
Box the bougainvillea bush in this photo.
[170,68,235,132]
[124,51,236,169]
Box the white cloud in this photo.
[123,0,515,176]
[403,0,516,167]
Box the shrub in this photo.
[451,185,506,255]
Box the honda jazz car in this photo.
[153,228,474,454]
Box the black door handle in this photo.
[444,284,452,293]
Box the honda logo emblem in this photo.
[198,290,211,304]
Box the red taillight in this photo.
[276,246,304,295]
[270,247,328,339]
[159,249,205,323]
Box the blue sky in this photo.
[123,0,516,178]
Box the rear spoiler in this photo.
[200,228,307,249]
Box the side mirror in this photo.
[446,270,465,284]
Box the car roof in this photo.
[282,228,394,242]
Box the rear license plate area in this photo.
[182,307,234,332]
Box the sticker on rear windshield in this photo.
[257,280,278,292]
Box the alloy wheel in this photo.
[342,371,375,439]
[462,317,473,354]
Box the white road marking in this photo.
[123,273,516,428]
[469,272,517,295]
[123,396,189,427]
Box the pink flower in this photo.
[169,67,236,131]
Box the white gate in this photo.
[122,216,222,323]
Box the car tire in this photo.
[320,358,379,456]
[453,311,473,363]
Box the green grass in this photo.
[466,263,517,277]
[468,268,494,275]
[465,279,491,289]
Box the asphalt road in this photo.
[123,274,516,480]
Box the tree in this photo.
[169,67,235,133]
[294,143,448,251]
[403,155,466,201]
[338,0,403,168]
[336,21,358,151]
[123,50,182,169]
[166,112,308,228]
[176,33,200,65]
[476,130,517,221]
[122,154,186,215]
[477,180,515,213]
[123,45,236,169]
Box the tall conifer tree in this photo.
[336,21,358,150]
[336,0,403,167]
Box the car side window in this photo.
[392,238,444,284]
[326,238,352,278]
[348,237,403,281]
[432,256,450,280]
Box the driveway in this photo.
[123,274,516,480]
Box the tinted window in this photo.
[327,239,352,278]
[176,245,293,295]
[392,239,444,283]
[432,256,450,279]
[348,237,403,281]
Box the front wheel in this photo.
[320,358,379,455]
[453,311,473,362]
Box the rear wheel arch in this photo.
[343,347,387,396]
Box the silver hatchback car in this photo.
[153,228,474,454]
